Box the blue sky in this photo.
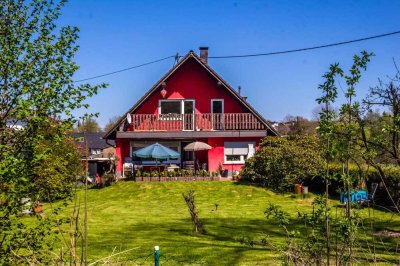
[58,0,400,128]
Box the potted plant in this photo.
[212,171,219,181]
[34,201,43,213]
[218,162,223,177]
[143,171,151,182]
[159,170,167,182]
[186,169,193,177]
[135,170,142,182]
[151,170,159,181]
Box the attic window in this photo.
[160,101,181,115]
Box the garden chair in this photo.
[367,183,378,203]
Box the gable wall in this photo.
[134,58,248,115]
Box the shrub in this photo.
[143,171,150,177]
[151,171,159,178]
[366,164,400,206]
[241,135,324,193]
[168,171,176,177]
[186,170,194,177]
[307,163,400,206]
[100,173,114,187]
[33,137,83,201]
[135,170,142,177]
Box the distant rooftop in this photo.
[69,132,115,149]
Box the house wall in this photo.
[207,137,261,172]
[134,58,248,116]
[115,139,130,173]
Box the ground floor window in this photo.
[224,141,255,164]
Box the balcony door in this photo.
[183,100,194,131]
[211,99,224,130]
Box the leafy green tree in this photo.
[32,123,84,202]
[0,0,106,263]
[316,51,374,263]
[242,135,324,192]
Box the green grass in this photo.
[53,181,400,265]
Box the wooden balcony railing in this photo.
[128,113,265,131]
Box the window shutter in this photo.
[224,142,255,155]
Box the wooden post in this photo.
[84,123,88,266]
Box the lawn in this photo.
[54,181,400,265]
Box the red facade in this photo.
[104,48,278,177]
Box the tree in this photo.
[357,70,400,211]
[32,122,84,202]
[75,117,101,133]
[284,115,318,135]
[363,77,400,165]
[0,0,106,263]
[316,51,374,263]
[104,115,121,132]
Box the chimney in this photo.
[199,47,209,64]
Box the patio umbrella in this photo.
[183,141,212,151]
[133,142,180,160]
[183,141,212,171]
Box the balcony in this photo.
[128,113,266,132]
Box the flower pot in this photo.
[34,203,43,213]
[294,184,302,194]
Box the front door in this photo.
[183,100,194,130]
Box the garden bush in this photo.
[302,163,400,206]
[241,135,324,192]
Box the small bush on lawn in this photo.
[100,173,114,187]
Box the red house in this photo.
[104,47,279,177]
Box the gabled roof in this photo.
[103,51,280,139]
[70,132,115,149]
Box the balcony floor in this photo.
[116,130,268,139]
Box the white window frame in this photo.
[158,99,183,120]
[211,99,224,114]
[223,141,256,164]
[224,154,246,164]
[158,99,195,131]
[182,99,195,131]
[211,99,224,131]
